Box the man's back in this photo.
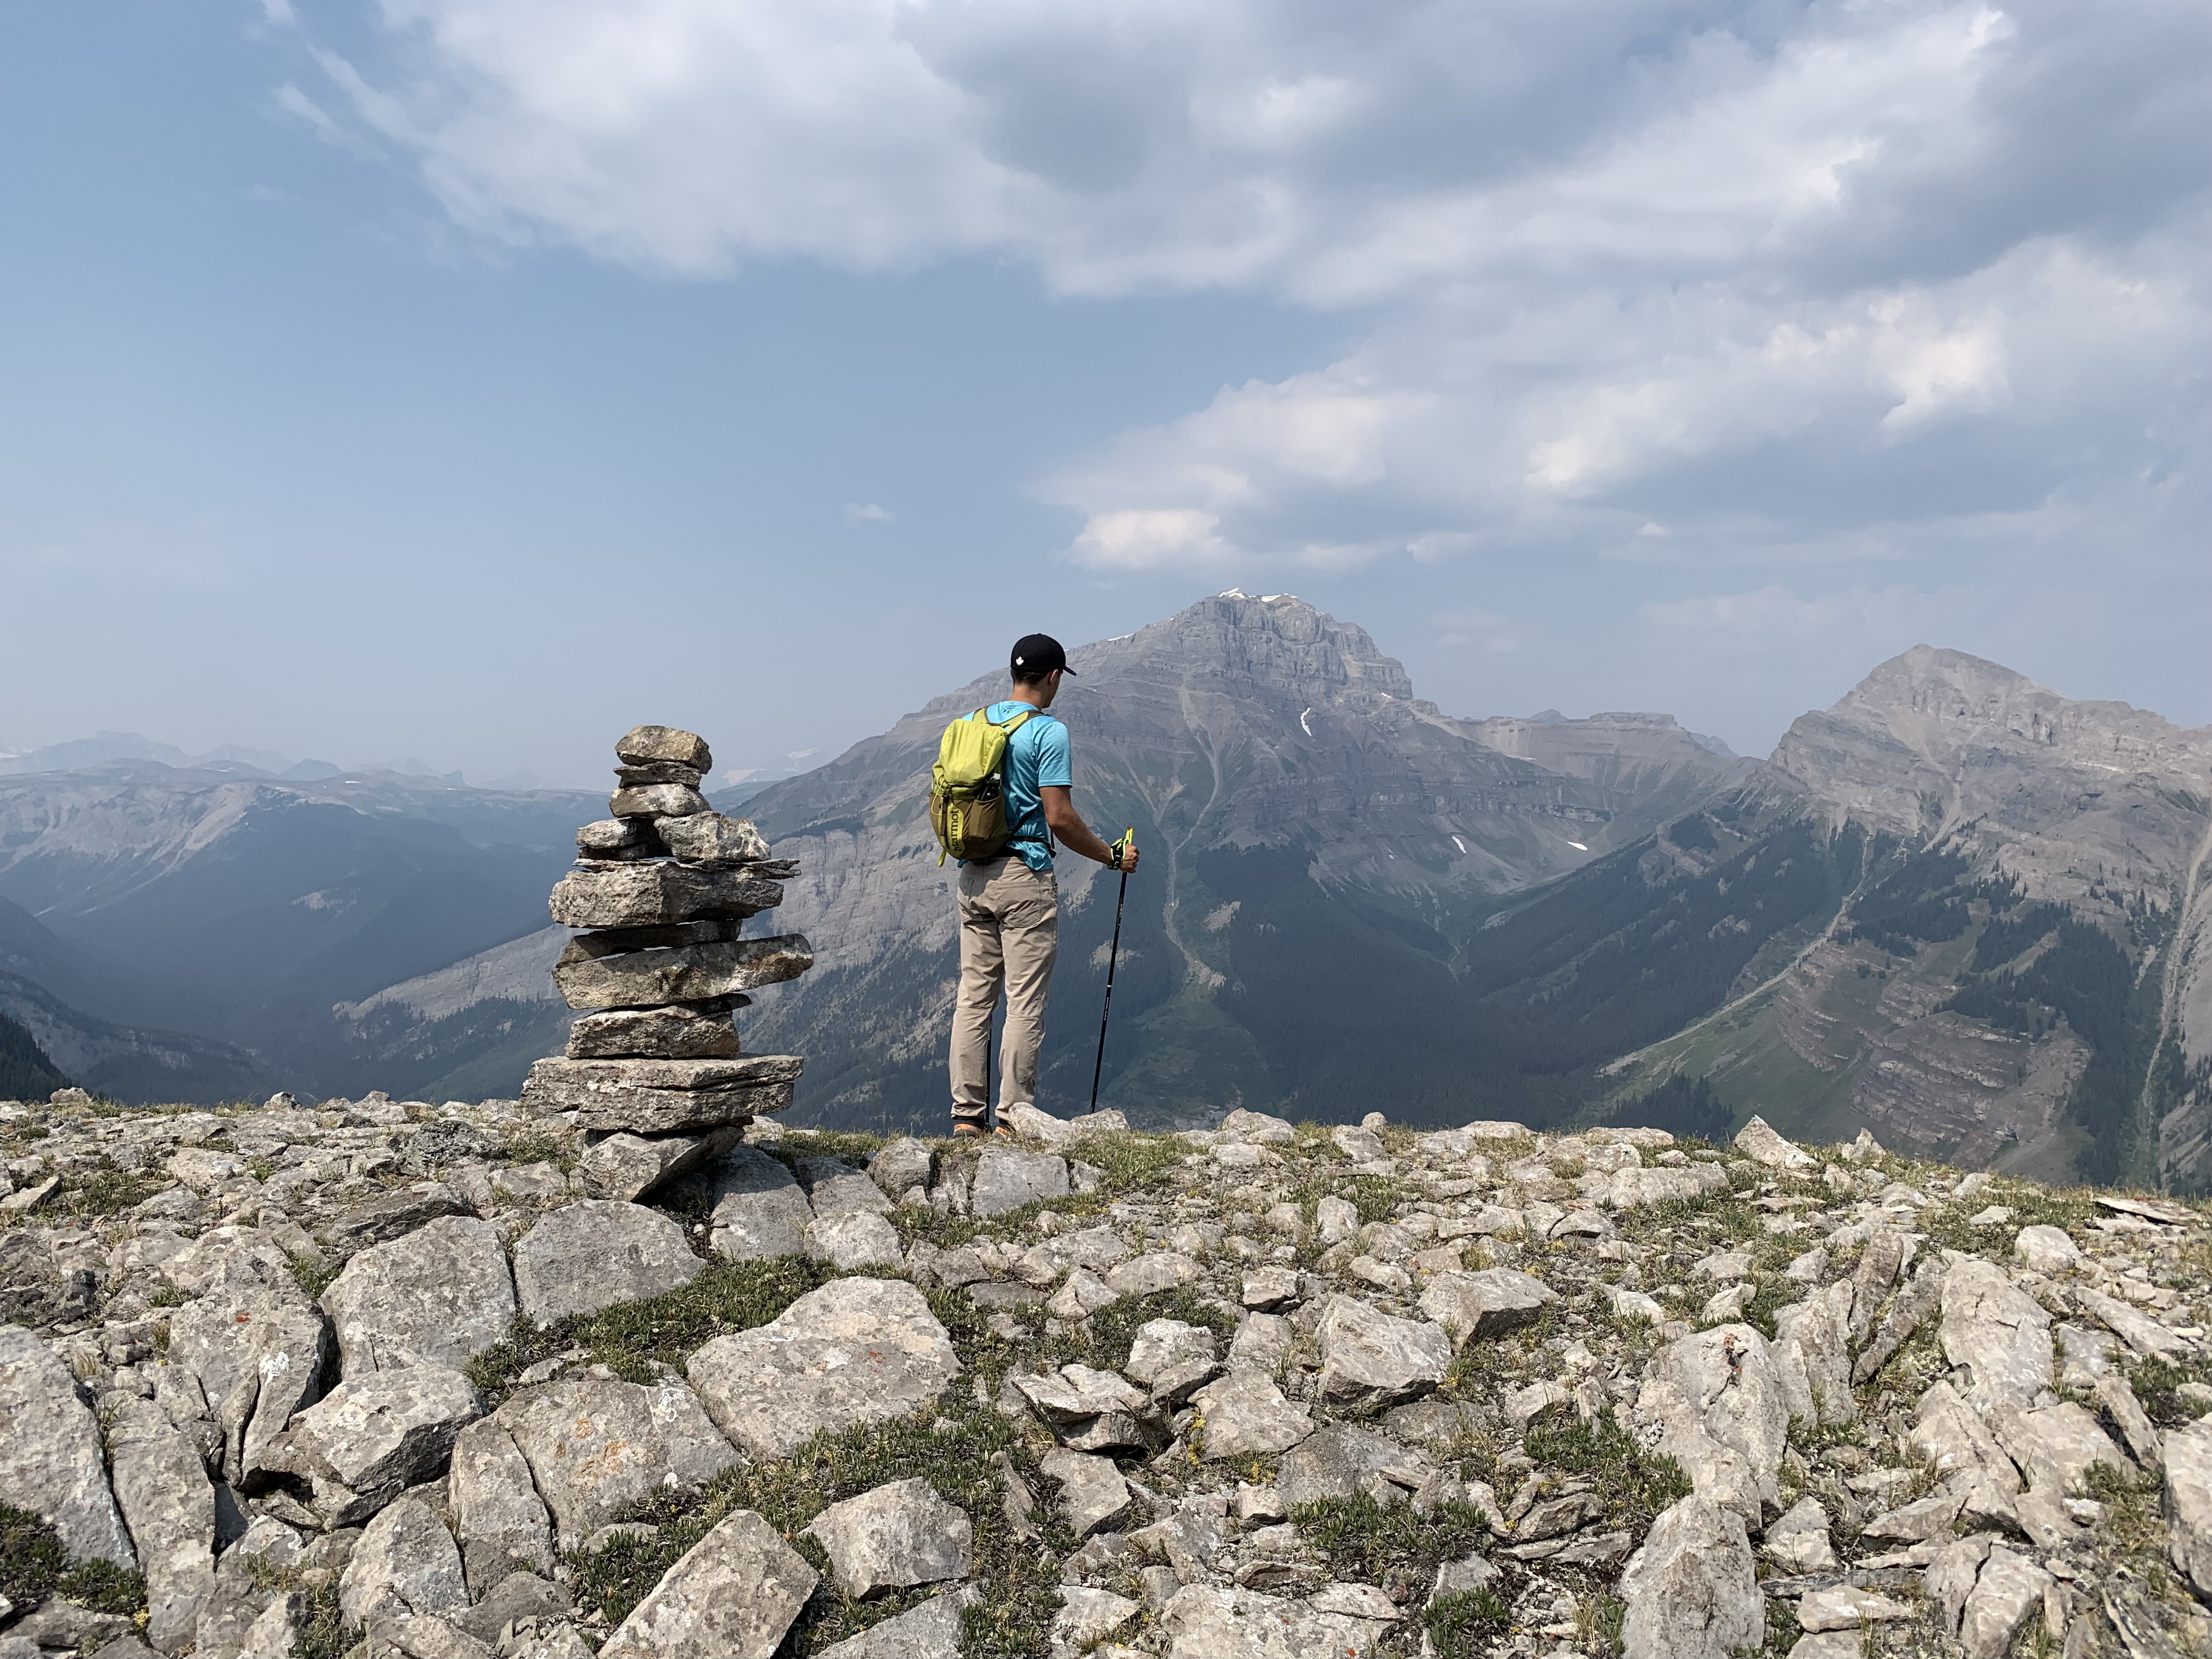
[980,699,1070,875]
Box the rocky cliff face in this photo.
[1596,646,2212,1191]
[1,1089,2206,1659]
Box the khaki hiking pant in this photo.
[950,857,1059,1125]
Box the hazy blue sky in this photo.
[3,0,2206,785]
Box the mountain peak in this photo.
[1767,642,2212,844]
[1071,591,1417,708]
[1833,644,2050,716]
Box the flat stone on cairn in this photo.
[519,726,812,1190]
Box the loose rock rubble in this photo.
[7,1065,2212,1658]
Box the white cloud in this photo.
[298,0,2212,584]
[843,502,893,524]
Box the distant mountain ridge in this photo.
[0,763,602,1100]
[3,603,2203,1198]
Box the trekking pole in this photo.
[984,994,998,1133]
[1088,830,1135,1113]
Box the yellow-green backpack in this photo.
[930,706,1040,865]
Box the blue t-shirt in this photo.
[980,701,1070,872]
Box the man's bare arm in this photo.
[1041,786,1140,871]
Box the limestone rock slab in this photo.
[802,1479,972,1599]
[340,1496,464,1629]
[498,1376,738,1551]
[1192,1369,1314,1460]
[596,1509,815,1659]
[867,1138,934,1199]
[322,1216,515,1379]
[1315,1296,1450,1407]
[0,1324,135,1565]
[549,936,812,1012]
[1773,1280,1857,1428]
[1939,1256,2053,1409]
[2079,1286,2192,1362]
[279,1365,481,1516]
[1765,1497,1835,1573]
[1104,1252,1199,1299]
[578,1126,744,1201]
[656,814,770,864]
[1618,1495,1761,1659]
[1040,1448,1130,1538]
[567,1005,743,1062]
[701,1146,812,1260]
[798,1159,894,1221]
[1958,1548,2053,1659]
[1637,1324,1792,1522]
[577,817,667,861]
[814,1587,976,1659]
[969,1147,1068,1217]
[513,1201,702,1325]
[522,1056,802,1133]
[1159,1584,1390,1659]
[608,782,710,819]
[1277,1424,1434,1509]
[1418,1269,1555,1345]
[804,1211,904,1271]
[1125,1319,1220,1406]
[107,1398,215,1652]
[449,1418,555,1592]
[1732,1116,1814,1170]
[2013,1224,2080,1273]
[549,864,781,930]
[686,1278,960,1461]
[1990,1400,2129,1494]
[2165,1417,2212,1595]
[616,726,712,768]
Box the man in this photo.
[949,632,1139,1136]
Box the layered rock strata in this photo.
[520,726,812,1196]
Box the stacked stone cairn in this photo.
[519,725,814,1203]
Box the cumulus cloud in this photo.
[298,0,2212,583]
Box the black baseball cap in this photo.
[1011,633,1076,677]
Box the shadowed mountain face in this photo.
[735,592,1752,1131]
[0,765,600,1101]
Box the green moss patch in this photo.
[466,1256,832,1406]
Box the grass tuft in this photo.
[1427,1587,1513,1657]
[0,1503,66,1609]
[498,1130,576,1171]
[0,1503,150,1621]
[54,1159,157,1218]
[1522,1412,1690,1532]
[289,1577,348,1659]
[466,1256,832,1406]
[1290,1490,1491,1587]
[55,1558,146,1617]
[285,1251,341,1301]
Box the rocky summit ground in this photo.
[5,1088,2212,1659]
